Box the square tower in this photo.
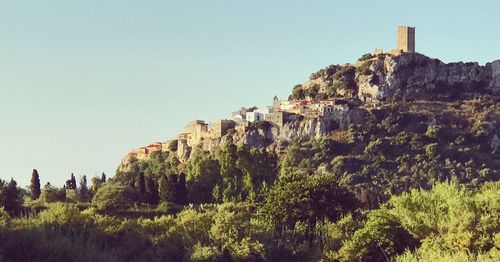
[397,26,415,53]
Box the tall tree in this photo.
[70,173,77,189]
[174,173,187,205]
[30,169,41,200]
[137,172,146,201]
[158,174,169,202]
[159,173,178,203]
[145,176,159,205]
[91,176,103,193]
[79,175,89,202]
[0,178,22,215]
[101,172,107,183]
[217,142,242,202]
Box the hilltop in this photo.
[100,50,500,260]
[294,52,500,102]
[119,52,500,180]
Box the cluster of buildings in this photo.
[121,26,417,166]
[172,96,350,155]
[230,96,350,127]
[122,96,351,165]
[123,142,165,163]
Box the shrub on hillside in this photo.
[92,183,138,210]
[359,53,375,61]
[40,183,66,203]
[38,203,90,227]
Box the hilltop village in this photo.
[122,96,352,164]
[121,26,419,165]
[121,25,500,166]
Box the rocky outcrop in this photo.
[189,108,368,154]
[357,53,500,101]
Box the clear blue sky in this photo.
[1,0,499,187]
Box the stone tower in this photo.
[397,26,415,53]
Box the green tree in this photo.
[159,173,179,203]
[145,176,159,205]
[30,169,41,200]
[339,208,418,261]
[91,176,104,193]
[92,183,138,210]
[185,148,221,204]
[158,174,169,203]
[40,182,66,203]
[0,178,22,215]
[79,175,89,202]
[217,142,243,202]
[263,174,358,241]
[209,203,266,260]
[137,172,146,201]
[70,173,77,189]
[174,173,187,205]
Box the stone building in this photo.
[183,120,208,146]
[265,111,289,127]
[397,26,415,53]
[213,119,236,137]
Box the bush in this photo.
[38,203,90,227]
[359,53,375,61]
[191,243,221,261]
[40,183,66,203]
[356,60,374,75]
[92,183,138,210]
[0,207,10,227]
[168,140,178,151]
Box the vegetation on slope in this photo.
[0,97,498,261]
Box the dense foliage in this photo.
[0,100,499,261]
[0,182,497,261]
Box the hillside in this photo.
[2,52,499,262]
[118,53,500,195]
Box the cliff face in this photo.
[178,108,367,158]
[357,53,500,101]
[299,53,500,102]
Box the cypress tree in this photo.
[145,176,159,205]
[70,173,77,189]
[175,173,187,205]
[158,174,169,202]
[137,173,146,201]
[1,178,21,215]
[101,172,106,183]
[30,169,41,200]
[159,173,177,203]
[79,175,89,202]
[168,173,178,203]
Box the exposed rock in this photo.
[358,53,498,101]
[303,53,500,102]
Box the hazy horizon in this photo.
[1,0,500,187]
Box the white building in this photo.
[246,111,264,122]
[231,107,248,123]
[246,106,273,122]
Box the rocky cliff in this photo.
[169,108,369,162]
[298,53,500,102]
[358,53,500,101]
